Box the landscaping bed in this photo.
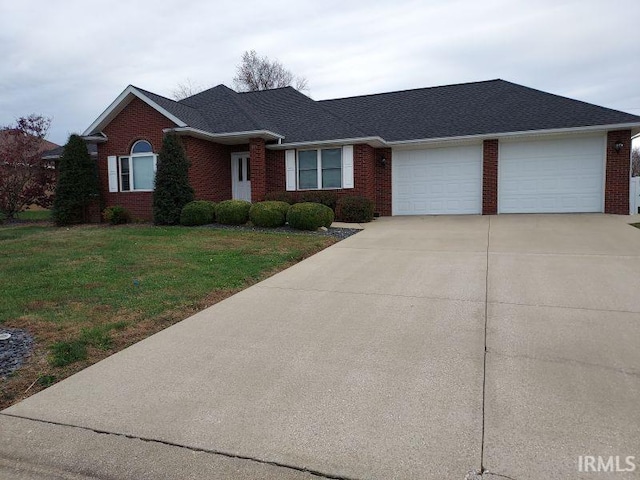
[0,223,341,409]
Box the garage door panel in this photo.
[498,136,604,214]
[500,136,604,159]
[393,145,482,215]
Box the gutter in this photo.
[164,127,284,143]
[387,123,640,147]
[267,136,388,150]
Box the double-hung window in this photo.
[297,148,342,190]
[119,140,156,191]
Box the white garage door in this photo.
[499,135,605,213]
[392,145,482,215]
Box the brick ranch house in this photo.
[68,79,640,220]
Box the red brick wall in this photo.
[354,144,376,201]
[266,149,286,191]
[262,144,388,214]
[375,147,392,216]
[183,137,232,202]
[605,130,631,215]
[97,97,251,220]
[98,97,176,221]
[483,139,499,215]
[249,138,267,202]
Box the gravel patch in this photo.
[0,328,34,378]
[204,224,362,240]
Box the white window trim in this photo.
[297,147,343,190]
[119,141,157,192]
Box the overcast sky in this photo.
[1,0,639,145]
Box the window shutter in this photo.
[107,156,118,192]
[285,150,296,191]
[342,145,354,189]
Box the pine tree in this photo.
[153,135,194,225]
[52,134,100,226]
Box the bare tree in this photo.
[632,147,640,177]
[233,50,308,92]
[171,79,208,100]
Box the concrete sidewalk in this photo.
[2,214,640,479]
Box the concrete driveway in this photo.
[2,215,639,479]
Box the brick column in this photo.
[375,147,392,216]
[482,139,499,215]
[249,137,266,202]
[605,130,631,215]
[354,144,376,200]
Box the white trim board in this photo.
[83,85,187,136]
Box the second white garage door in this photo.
[499,135,605,213]
[393,145,482,215]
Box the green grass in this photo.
[1,225,331,326]
[0,224,334,405]
[15,209,52,221]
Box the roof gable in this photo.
[83,85,189,136]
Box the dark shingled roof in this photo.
[173,84,366,142]
[319,79,640,142]
[134,87,212,132]
[124,79,640,144]
[236,87,367,142]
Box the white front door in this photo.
[232,153,251,202]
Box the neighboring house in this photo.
[42,142,98,162]
[80,79,640,220]
[1,130,59,160]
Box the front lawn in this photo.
[15,209,52,222]
[0,224,335,408]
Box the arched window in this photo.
[131,140,153,154]
[118,140,157,192]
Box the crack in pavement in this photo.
[487,299,640,316]
[465,468,518,480]
[0,413,360,480]
[485,349,640,379]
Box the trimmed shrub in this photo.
[300,190,338,211]
[153,135,194,225]
[336,196,375,223]
[215,199,251,225]
[249,201,290,228]
[264,191,296,204]
[180,200,216,226]
[52,134,100,226]
[287,202,334,231]
[102,205,132,225]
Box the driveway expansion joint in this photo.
[257,284,485,304]
[488,251,640,259]
[480,216,491,472]
[0,413,361,480]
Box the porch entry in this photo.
[231,152,251,202]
